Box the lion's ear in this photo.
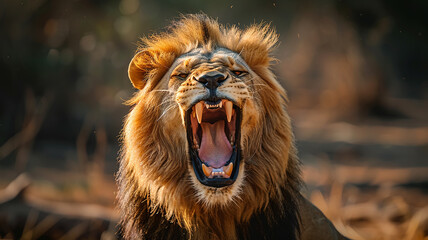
[128,51,152,90]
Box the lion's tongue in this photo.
[199,120,232,168]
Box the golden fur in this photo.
[118,14,346,240]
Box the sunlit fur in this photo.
[118,14,302,240]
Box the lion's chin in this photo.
[190,162,246,206]
[185,99,242,188]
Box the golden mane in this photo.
[118,14,306,240]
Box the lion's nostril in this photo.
[198,77,208,84]
[217,75,226,83]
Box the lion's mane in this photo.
[117,14,303,240]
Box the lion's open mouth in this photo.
[185,99,241,188]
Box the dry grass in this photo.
[304,165,428,240]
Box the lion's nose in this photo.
[195,74,227,90]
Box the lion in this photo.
[117,14,348,240]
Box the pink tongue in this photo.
[199,120,232,168]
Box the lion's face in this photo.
[161,47,261,204]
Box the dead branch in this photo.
[0,173,31,204]
[0,173,118,222]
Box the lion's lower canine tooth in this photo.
[196,102,203,123]
[202,164,212,177]
[223,162,233,177]
[225,100,233,122]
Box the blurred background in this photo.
[0,0,427,239]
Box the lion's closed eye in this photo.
[231,70,246,76]
[176,73,189,79]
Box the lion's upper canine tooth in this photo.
[225,100,233,122]
[195,102,203,123]
[202,163,212,177]
[223,162,233,177]
[219,101,223,108]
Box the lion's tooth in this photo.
[202,164,212,177]
[223,162,233,177]
[219,101,223,108]
[225,100,233,122]
[195,102,203,123]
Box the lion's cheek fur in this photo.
[240,99,261,151]
[123,94,190,191]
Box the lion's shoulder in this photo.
[298,196,349,240]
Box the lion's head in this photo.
[118,14,302,239]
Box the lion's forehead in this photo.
[192,64,225,77]
[171,47,249,74]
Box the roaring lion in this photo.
[117,14,348,240]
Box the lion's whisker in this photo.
[152,89,174,93]
[157,99,175,108]
[157,104,177,120]
[251,83,267,87]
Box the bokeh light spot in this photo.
[119,0,140,15]
[114,17,133,36]
[80,34,96,52]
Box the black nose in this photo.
[196,74,226,90]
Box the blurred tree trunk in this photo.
[281,5,389,121]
